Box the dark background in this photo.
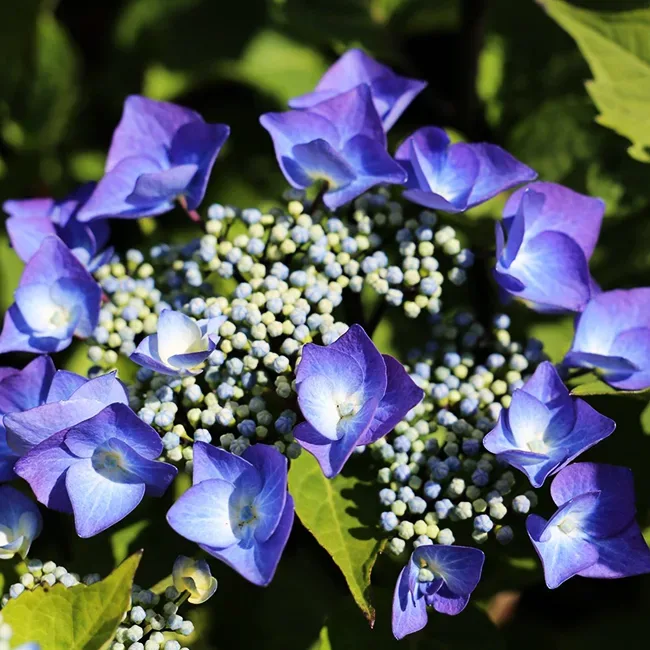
[2,0,650,648]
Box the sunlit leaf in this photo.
[542,0,650,162]
[288,453,384,625]
[3,551,142,650]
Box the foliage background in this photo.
[1,0,650,647]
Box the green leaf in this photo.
[222,30,328,106]
[0,0,42,106]
[288,453,384,625]
[12,11,80,150]
[570,379,650,398]
[0,234,23,313]
[110,520,150,565]
[3,551,142,650]
[542,0,650,162]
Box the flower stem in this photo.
[310,181,329,214]
[177,195,203,225]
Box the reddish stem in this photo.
[177,195,202,223]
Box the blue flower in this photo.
[0,485,42,559]
[527,462,650,588]
[392,544,485,639]
[76,96,230,221]
[4,183,112,272]
[0,357,59,481]
[293,324,423,477]
[167,442,294,586]
[483,361,615,487]
[14,403,177,538]
[131,310,227,376]
[395,127,536,213]
[494,182,603,312]
[0,237,102,355]
[172,555,218,604]
[260,86,407,210]
[564,288,650,390]
[288,49,426,131]
[4,369,129,458]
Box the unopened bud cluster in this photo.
[109,584,194,650]
[1,558,100,607]
[88,190,472,465]
[369,312,546,555]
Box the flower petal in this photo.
[201,494,294,587]
[192,441,255,486]
[242,444,288,543]
[167,479,238,548]
[392,565,428,640]
[526,513,598,589]
[359,355,424,444]
[66,458,145,538]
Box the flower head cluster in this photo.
[0,46,648,646]
[371,312,545,557]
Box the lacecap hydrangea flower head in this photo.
[0,45,648,648]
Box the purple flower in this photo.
[564,288,650,390]
[4,183,112,272]
[293,325,423,477]
[527,462,650,588]
[392,544,485,640]
[15,403,177,538]
[395,127,536,213]
[0,485,42,560]
[131,310,227,376]
[0,237,102,355]
[76,96,230,221]
[483,362,615,487]
[260,85,406,210]
[4,369,129,457]
[167,442,294,586]
[494,182,603,313]
[288,49,426,131]
[0,356,58,481]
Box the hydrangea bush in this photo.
[1,45,650,650]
